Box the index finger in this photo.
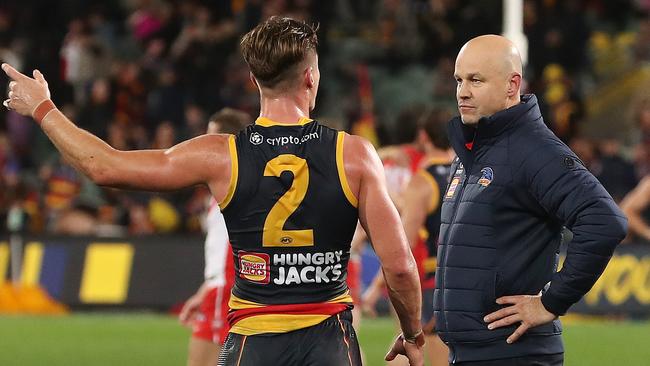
[1,63,29,81]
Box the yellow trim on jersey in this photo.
[417,170,440,214]
[228,292,354,310]
[219,135,238,210]
[228,292,354,335]
[231,314,332,335]
[229,294,265,309]
[328,292,354,303]
[336,132,359,208]
[255,116,313,127]
[423,257,437,273]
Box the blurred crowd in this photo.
[1,0,650,236]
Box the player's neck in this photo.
[258,93,310,125]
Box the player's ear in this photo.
[304,67,315,89]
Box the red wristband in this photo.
[32,99,56,124]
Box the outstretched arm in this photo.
[2,63,231,199]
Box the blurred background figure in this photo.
[178,108,249,366]
[363,107,454,366]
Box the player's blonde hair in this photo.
[240,16,318,89]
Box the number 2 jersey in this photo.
[220,117,358,336]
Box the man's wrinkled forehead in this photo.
[455,46,515,80]
[455,50,498,78]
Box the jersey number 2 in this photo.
[262,154,314,247]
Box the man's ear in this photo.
[305,67,314,89]
[508,73,522,97]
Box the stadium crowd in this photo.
[0,0,649,237]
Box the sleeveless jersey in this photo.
[416,158,451,288]
[220,117,358,335]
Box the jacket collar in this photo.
[448,94,541,156]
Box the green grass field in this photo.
[0,314,648,365]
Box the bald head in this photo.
[454,35,524,125]
[460,35,522,77]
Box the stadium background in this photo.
[1,0,650,365]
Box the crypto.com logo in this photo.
[249,132,263,145]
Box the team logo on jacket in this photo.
[249,132,263,145]
[478,167,493,187]
[238,251,270,284]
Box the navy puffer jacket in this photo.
[434,94,627,363]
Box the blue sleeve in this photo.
[515,137,628,315]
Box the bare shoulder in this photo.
[165,133,232,168]
[165,133,234,197]
[170,133,230,152]
[342,133,382,174]
[340,133,382,200]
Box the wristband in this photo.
[32,99,57,124]
[402,330,425,346]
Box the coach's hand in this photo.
[2,63,51,117]
[385,332,425,366]
[484,294,556,344]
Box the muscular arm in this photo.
[3,63,232,201]
[620,176,650,241]
[40,111,231,194]
[344,134,422,338]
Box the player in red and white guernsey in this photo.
[179,198,234,366]
[179,109,249,366]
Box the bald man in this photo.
[433,35,627,365]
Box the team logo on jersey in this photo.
[238,252,270,284]
[478,167,493,187]
[249,132,263,145]
[446,177,460,198]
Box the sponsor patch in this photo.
[265,132,320,146]
[249,132,263,145]
[478,167,493,187]
[446,177,460,198]
[272,251,343,285]
[238,252,270,284]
